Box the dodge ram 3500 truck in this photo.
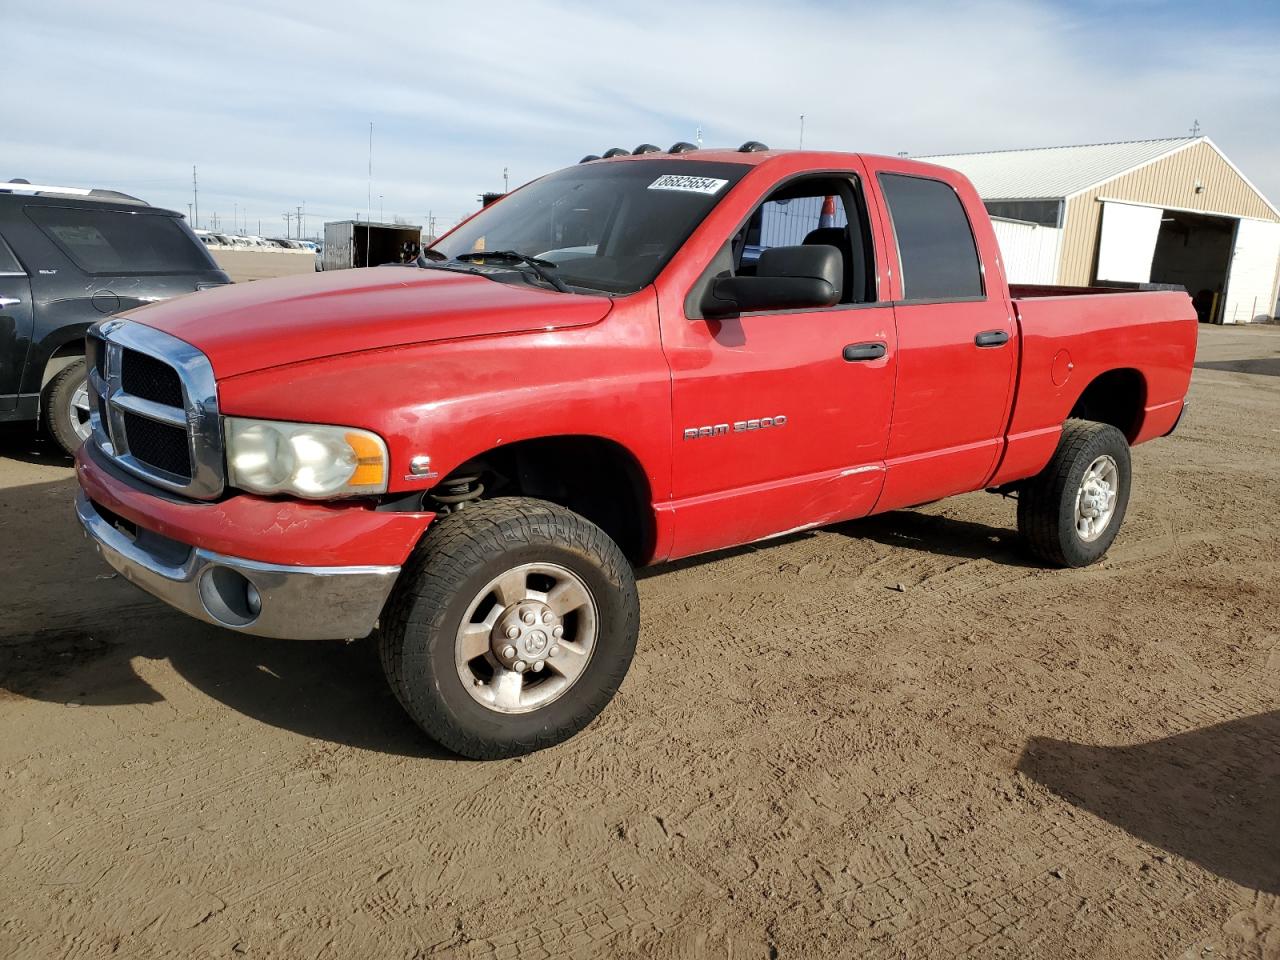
[75,144,1196,758]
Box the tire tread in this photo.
[377,497,638,759]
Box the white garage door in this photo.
[1222,219,1280,324]
[1096,201,1163,283]
[991,218,1061,285]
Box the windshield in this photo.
[430,159,750,294]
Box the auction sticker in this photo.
[648,175,729,195]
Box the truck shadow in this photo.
[0,422,75,467]
[830,509,1036,569]
[2,618,457,761]
[1017,712,1279,894]
[0,477,459,761]
[1193,357,1280,377]
[640,509,1034,580]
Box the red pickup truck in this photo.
[75,144,1196,758]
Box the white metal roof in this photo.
[920,138,1200,201]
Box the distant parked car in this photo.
[0,180,228,454]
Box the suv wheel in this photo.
[378,497,639,759]
[1017,418,1132,567]
[43,358,92,456]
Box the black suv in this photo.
[0,182,229,454]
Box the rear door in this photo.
[868,165,1017,511]
[0,231,33,412]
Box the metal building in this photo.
[926,138,1280,323]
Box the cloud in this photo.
[7,0,1279,235]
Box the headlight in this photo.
[225,417,388,498]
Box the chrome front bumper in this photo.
[76,490,400,640]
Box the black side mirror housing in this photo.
[701,245,842,318]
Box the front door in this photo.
[659,173,896,559]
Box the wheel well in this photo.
[41,340,86,390]
[1069,369,1147,441]
[433,436,654,565]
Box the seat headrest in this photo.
[803,227,847,247]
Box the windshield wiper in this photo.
[452,250,571,293]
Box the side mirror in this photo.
[702,244,841,318]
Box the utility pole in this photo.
[379,195,384,223]
[428,209,436,239]
[367,121,374,223]
[192,165,199,230]
[696,126,703,148]
[187,202,193,222]
[233,202,238,235]
[1190,118,1201,136]
[503,167,509,193]
[283,212,293,237]
[799,114,805,150]
[296,204,303,239]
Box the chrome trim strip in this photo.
[111,392,189,428]
[76,490,399,641]
[87,319,225,499]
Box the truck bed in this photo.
[987,286,1198,487]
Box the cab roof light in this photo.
[738,141,770,153]
[601,147,631,158]
[632,143,662,155]
[668,141,698,154]
[579,154,601,164]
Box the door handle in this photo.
[974,329,1010,348]
[843,341,887,362]
[0,296,20,308]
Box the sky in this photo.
[7,0,1279,239]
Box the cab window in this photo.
[731,176,876,305]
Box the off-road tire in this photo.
[42,358,89,457]
[1017,418,1132,568]
[377,497,639,759]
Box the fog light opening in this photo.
[199,566,263,628]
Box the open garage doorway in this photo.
[1150,210,1235,323]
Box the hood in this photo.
[126,266,614,378]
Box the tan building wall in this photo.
[1057,140,1280,285]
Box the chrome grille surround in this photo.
[86,319,225,499]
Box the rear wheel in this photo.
[42,358,92,456]
[1017,418,1132,568]
[378,497,639,759]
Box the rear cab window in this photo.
[25,206,213,275]
[878,174,984,301]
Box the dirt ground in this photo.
[1,323,1276,960]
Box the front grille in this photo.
[88,320,224,499]
[122,412,193,479]
[121,349,184,407]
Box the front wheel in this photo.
[1017,419,1132,568]
[378,497,639,759]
